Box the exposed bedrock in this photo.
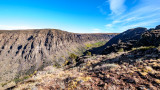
[0,29,116,82]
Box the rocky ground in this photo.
[2,46,160,90]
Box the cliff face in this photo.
[0,29,115,82]
[105,27,147,46]
[138,28,160,46]
[102,25,160,54]
[102,27,147,54]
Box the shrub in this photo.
[68,53,78,65]
[132,46,155,51]
[14,75,30,83]
[63,60,69,66]
[118,48,124,52]
[53,61,61,68]
[69,53,78,60]
[86,51,92,56]
[1,83,7,87]
[85,44,92,48]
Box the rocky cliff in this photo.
[102,27,147,54]
[103,25,160,54]
[138,26,160,46]
[0,29,115,83]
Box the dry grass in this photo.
[154,79,160,84]
[131,46,156,51]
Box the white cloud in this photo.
[119,19,160,31]
[108,0,126,15]
[0,25,36,30]
[106,24,112,27]
[105,0,160,32]
[92,29,102,33]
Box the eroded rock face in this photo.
[155,25,160,30]
[105,27,147,46]
[138,28,160,46]
[103,27,147,54]
[103,25,160,54]
[0,29,115,83]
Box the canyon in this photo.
[0,29,116,84]
[1,25,160,90]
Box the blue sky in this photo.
[0,0,160,33]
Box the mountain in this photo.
[0,29,116,84]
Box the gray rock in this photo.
[0,29,116,83]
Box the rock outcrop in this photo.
[0,29,115,83]
[103,25,160,54]
[138,28,160,46]
[103,27,147,54]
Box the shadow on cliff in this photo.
[82,43,108,56]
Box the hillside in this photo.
[103,25,160,54]
[0,29,116,87]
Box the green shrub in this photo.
[86,51,92,56]
[118,48,124,52]
[132,46,155,51]
[69,53,78,60]
[53,61,61,68]
[85,44,92,48]
[1,83,7,87]
[14,75,30,83]
[68,53,78,65]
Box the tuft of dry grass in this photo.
[131,46,155,51]
[154,79,160,84]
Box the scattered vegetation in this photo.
[1,82,7,87]
[14,70,37,84]
[85,41,108,49]
[53,61,61,68]
[68,76,91,89]
[131,46,156,51]
[14,76,30,83]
